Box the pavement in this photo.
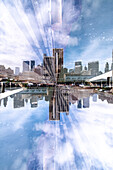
[0,88,23,100]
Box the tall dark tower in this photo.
[53,48,63,82]
[105,62,109,73]
[31,60,35,71]
[43,55,55,82]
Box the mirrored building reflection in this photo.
[83,97,90,108]
[99,93,113,104]
[13,94,24,108]
[30,95,38,108]
[3,97,8,107]
[1,87,113,116]
[93,94,97,102]
[48,86,69,120]
[77,99,82,109]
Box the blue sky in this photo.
[0,0,113,72]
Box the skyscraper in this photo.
[23,61,29,72]
[84,66,87,70]
[53,48,63,81]
[43,55,55,82]
[75,61,82,74]
[31,60,35,71]
[105,62,109,73]
[15,67,20,75]
[88,61,99,76]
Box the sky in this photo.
[1,94,113,169]
[0,0,113,72]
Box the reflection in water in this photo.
[49,87,69,120]
[77,99,82,109]
[0,87,96,120]
[30,95,38,108]
[1,87,113,114]
[14,94,24,108]
[0,87,113,169]
[83,97,89,108]
[92,94,97,102]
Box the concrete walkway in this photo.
[0,88,23,100]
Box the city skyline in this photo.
[0,0,113,72]
[1,1,113,169]
[0,56,113,77]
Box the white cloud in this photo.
[54,32,78,46]
[0,2,42,71]
[0,0,80,70]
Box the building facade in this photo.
[0,65,14,78]
[105,62,109,73]
[31,60,35,71]
[43,56,55,82]
[23,61,29,72]
[53,48,63,80]
[88,61,99,76]
[15,67,20,75]
[75,61,82,75]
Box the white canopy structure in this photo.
[88,70,112,82]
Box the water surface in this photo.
[0,87,113,170]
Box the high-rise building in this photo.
[23,61,29,72]
[88,61,99,76]
[75,61,82,66]
[31,60,35,71]
[105,62,109,73]
[15,67,20,75]
[53,48,63,80]
[43,55,55,82]
[84,66,87,70]
[75,61,82,74]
